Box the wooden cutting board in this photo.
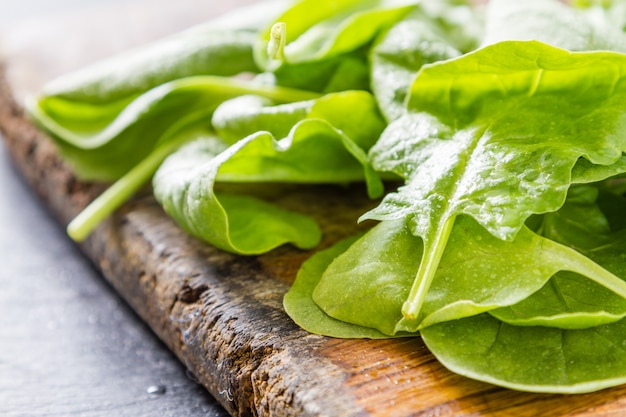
[3,2,626,416]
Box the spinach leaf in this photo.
[153,136,320,255]
[310,213,626,335]
[364,41,626,321]
[212,95,310,145]
[572,155,626,184]
[369,10,462,121]
[212,90,385,153]
[40,30,257,105]
[283,235,401,339]
[152,92,385,254]
[311,219,420,335]
[490,270,626,329]
[210,91,385,198]
[268,53,371,93]
[538,185,613,250]
[369,0,482,121]
[30,76,320,181]
[253,0,420,94]
[491,186,626,328]
[421,313,626,394]
[255,0,418,69]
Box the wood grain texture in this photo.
[3,5,626,415]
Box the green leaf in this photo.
[365,41,626,320]
[283,235,401,339]
[269,53,371,93]
[212,91,385,198]
[539,185,612,249]
[421,314,626,393]
[153,136,320,255]
[153,109,383,254]
[212,90,386,151]
[572,155,626,184]
[29,76,321,180]
[491,186,626,328]
[255,0,418,69]
[490,270,626,329]
[212,95,311,145]
[40,30,257,105]
[368,0,483,121]
[311,219,420,336]
[312,213,626,335]
[369,9,462,121]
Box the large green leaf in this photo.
[30,76,320,180]
[153,93,384,254]
[491,186,626,328]
[421,314,626,393]
[311,213,626,335]
[364,41,626,320]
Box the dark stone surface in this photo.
[0,141,229,417]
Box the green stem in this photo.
[402,216,457,320]
[548,240,626,298]
[66,135,190,241]
[267,22,287,62]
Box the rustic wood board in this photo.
[3,2,626,416]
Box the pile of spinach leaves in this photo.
[28,0,626,393]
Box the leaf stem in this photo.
[548,240,626,299]
[267,22,287,62]
[402,216,457,320]
[66,135,189,241]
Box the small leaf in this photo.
[283,236,401,339]
[153,137,321,254]
[369,9,461,121]
[153,110,383,254]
